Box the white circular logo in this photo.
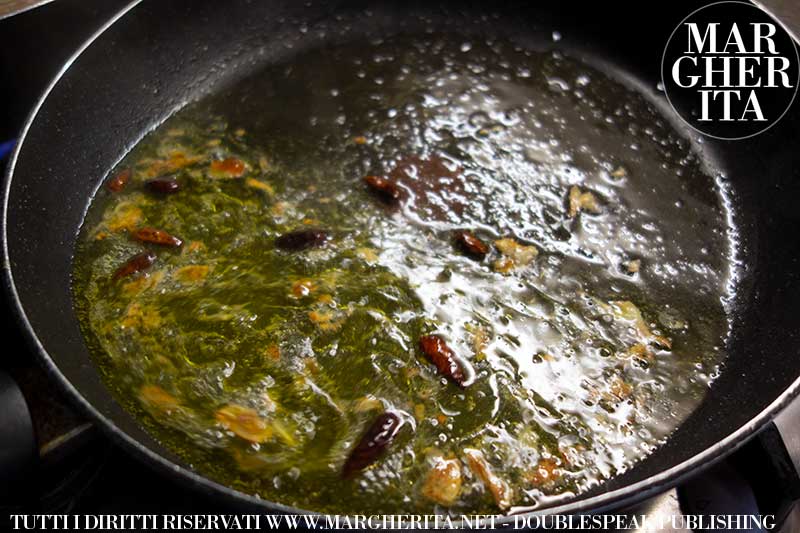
[661,1,799,140]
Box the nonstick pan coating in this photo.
[3,0,800,517]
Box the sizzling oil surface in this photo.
[73,36,735,514]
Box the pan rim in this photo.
[2,0,800,522]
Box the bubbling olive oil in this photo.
[72,35,737,514]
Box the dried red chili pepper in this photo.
[133,227,183,248]
[106,168,131,192]
[419,335,467,387]
[145,176,181,194]
[342,411,404,479]
[112,251,156,281]
[275,229,329,251]
[453,231,489,260]
[363,175,402,206]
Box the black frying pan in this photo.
[3,0,800,519]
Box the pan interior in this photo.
[71,28,738,514]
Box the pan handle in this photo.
[0,370,37,504]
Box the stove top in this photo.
[1,1,799,529]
